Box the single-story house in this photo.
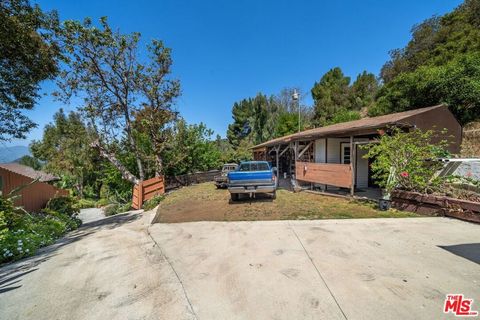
[0,163,68,212]
[252,104,462,197]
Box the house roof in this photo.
[0,163,59,182]
[253,104,445,149]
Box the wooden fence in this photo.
[164,170,220,190]
[132,176,165,210]
[131,170,221,209]
[295,161,352,189]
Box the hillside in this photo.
[0,145,30,163]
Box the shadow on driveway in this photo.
[0,212,141,295]
[438,243,480,265]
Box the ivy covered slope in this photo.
[373,0,480,125]
[0,195,81,263]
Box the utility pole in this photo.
[292,89,300,132]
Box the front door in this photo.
[341,143,351,165]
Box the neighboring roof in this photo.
[253,105,445,149]
[0,163,59,182]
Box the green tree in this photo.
[162,120,221,176]
[227,88,314,147]
[56,17,180,184]
[350,71,379,111]
[227,100,252,147]
[311,67,351,125]
[374,0,480,124]
[381,0,480,83]
[0,0,60,140]
[271,88,313,135]
[275,112,301,137]
[226,94,270,147]
[371,53,480,125]
[327,109,361,125]
[17,155,42,170]
[30,109,99,197]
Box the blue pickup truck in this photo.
[227,161,277,201]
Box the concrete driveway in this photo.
[149,217,480,320]
[1,213,478,320]
[78,207,105,223]
[0,211,195,320]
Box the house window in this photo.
[341,144,351,165]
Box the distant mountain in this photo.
[0,146,30,163]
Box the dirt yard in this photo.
[153,182,417,223]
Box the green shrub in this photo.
[1,194,82,263]
[119,202,131,213]
[103,203,120,216]
[75,198,97,209]
[102,202,131,216]
[142,195,165,211]
[95,198,110,208]
[46,196,80,217]
[362,127,449,196]
[43,208,82,231]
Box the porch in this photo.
[252,128,387,200]
[275,175,382,201]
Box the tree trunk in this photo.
[123,108,145,181]
[91,139,140,185]
[155,153,163,177]
[76,181,84,198]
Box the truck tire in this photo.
[231,193,239,201]
[272,191,276,200]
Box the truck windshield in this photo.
[238,162,269,171]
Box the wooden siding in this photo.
[296,161,352,188]
[314,138,369,188]
[132,176,165,210]
[0,167,68,212]
[405,106,462,154]
[314,139,326,163]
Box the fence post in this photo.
[138,182,144,209]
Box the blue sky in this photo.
[7,0,462,147]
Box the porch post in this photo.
[294,141,299,180]
[350,135,354,196]
[275,145,279,175]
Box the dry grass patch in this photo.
[153,182,417,223]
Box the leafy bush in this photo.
[95,198,111,208]
[103,203,120,216]
[74,198,97,209]
[362,127,449,196]
[1,195,81,263]
[42,208,82,231]
[46,196,80,217]
[102,202,132,216]
[119,202,131,213]
[142,195,164,211]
